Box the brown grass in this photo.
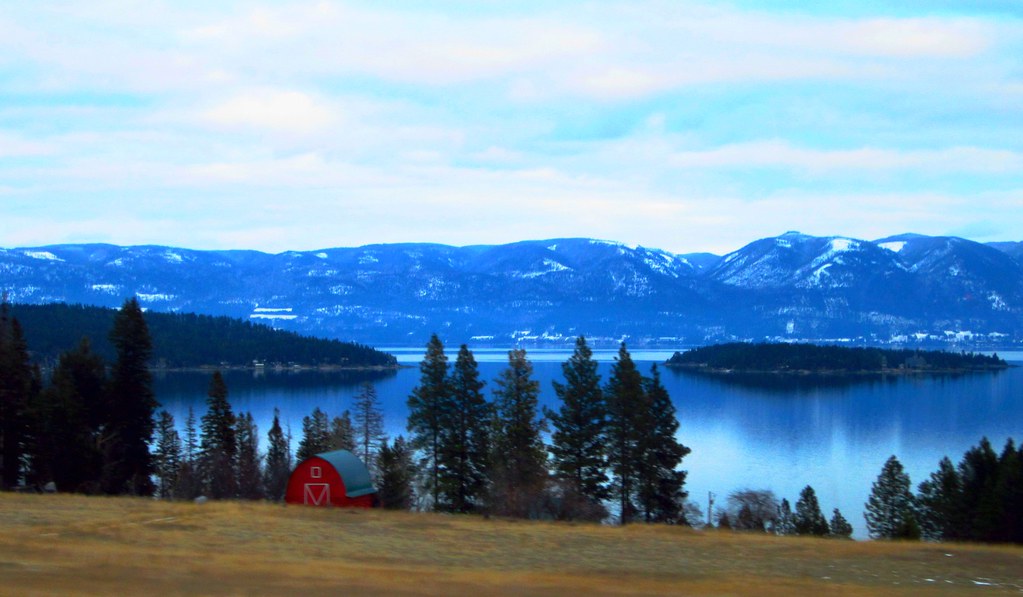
[1,493,1021,596]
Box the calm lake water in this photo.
[154,348,1023,539]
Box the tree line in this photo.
[405,334,691,523]
[706,440,1023,544]
[2,298,156,493]
[866,440,1023,543]
[668,342,1006,372]
[715,486,854,539]
[10,302,396,368]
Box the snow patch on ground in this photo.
[90,284,120,294]
[254,307,293,313]
[830,238,857,252]
[24,250,62,261]
[316,252,328,259]
[250,313,298,320]
[137,293,175,302]
[520,259,571,278]
[878,241,906,253]
[163,251,183,263]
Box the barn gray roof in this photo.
[314,450,376,498]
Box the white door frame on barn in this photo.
[304,483,330,505]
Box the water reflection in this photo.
[667,366,1009,395]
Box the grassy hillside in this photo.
[2,493,1021,595]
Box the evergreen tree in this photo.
[352,382,386,466]
[916,456,963,541]
[297,407,331,460]
[546,336,608,516]
[377,435,415,510]
[490,348,548,518]
[636,364,690,523]
[27,338,105,492]
[235,412,263,500]
[1,302,35,488]
[957,437,1000,541]
[263,408,292,501]
[775,498,795,535]
[153,410,181,498]
[103,297,158,495]
[793,485,829,536]
[991,439,1023,543]
[829,508,853,539]
[864,455,919,540]
[439,345,490,513]
[175,406,201,499]
[199,371,237,498]
[183,407,199,465]
[406,334,450,509]
[329,411,356,452]
[604,343,647,523]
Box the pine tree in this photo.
[636,364,690,523]
[1,302,35,488]
[329,411,356,452]
[297,407,331,460]
[864,455,919,540]
[958,437,1000,541]
[775,498,795,535]
[153,410,181,498]
[175,406,201,499]
[992,439,1023,543]
[103,297,158,495]
[439,345,491,513]
[490,348,547,518]
[406,334,450,509]
[27,338,105,492]
[263,408,292,501]
[352,382,386,466]
[604,343,646,523]
[199,371,237,499]
[377,435,415,510]
[917,456,963,541]
[793,485,830,536]
[546,336,608,516]
[235,412,263,500]
[829,508,853,539]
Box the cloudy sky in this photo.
[2,1,1022,255]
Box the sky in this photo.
[2,1,1022,255]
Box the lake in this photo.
[154,348,1023,539]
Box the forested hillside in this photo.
[666,342,1006,372]
[10,303,396,368]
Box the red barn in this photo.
[285,449,377,508]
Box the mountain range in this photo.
[2,232,1021,347]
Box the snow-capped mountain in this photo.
[1,234,1020,346]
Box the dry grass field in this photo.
[1,493,1021,596]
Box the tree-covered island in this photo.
[666,342,1007,373]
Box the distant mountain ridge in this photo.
[1,233,1021,347]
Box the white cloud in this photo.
[200,89,338,134]
[670,141,1023,174]
[0,132,55,157]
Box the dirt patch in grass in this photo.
[1,493,1021,595]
